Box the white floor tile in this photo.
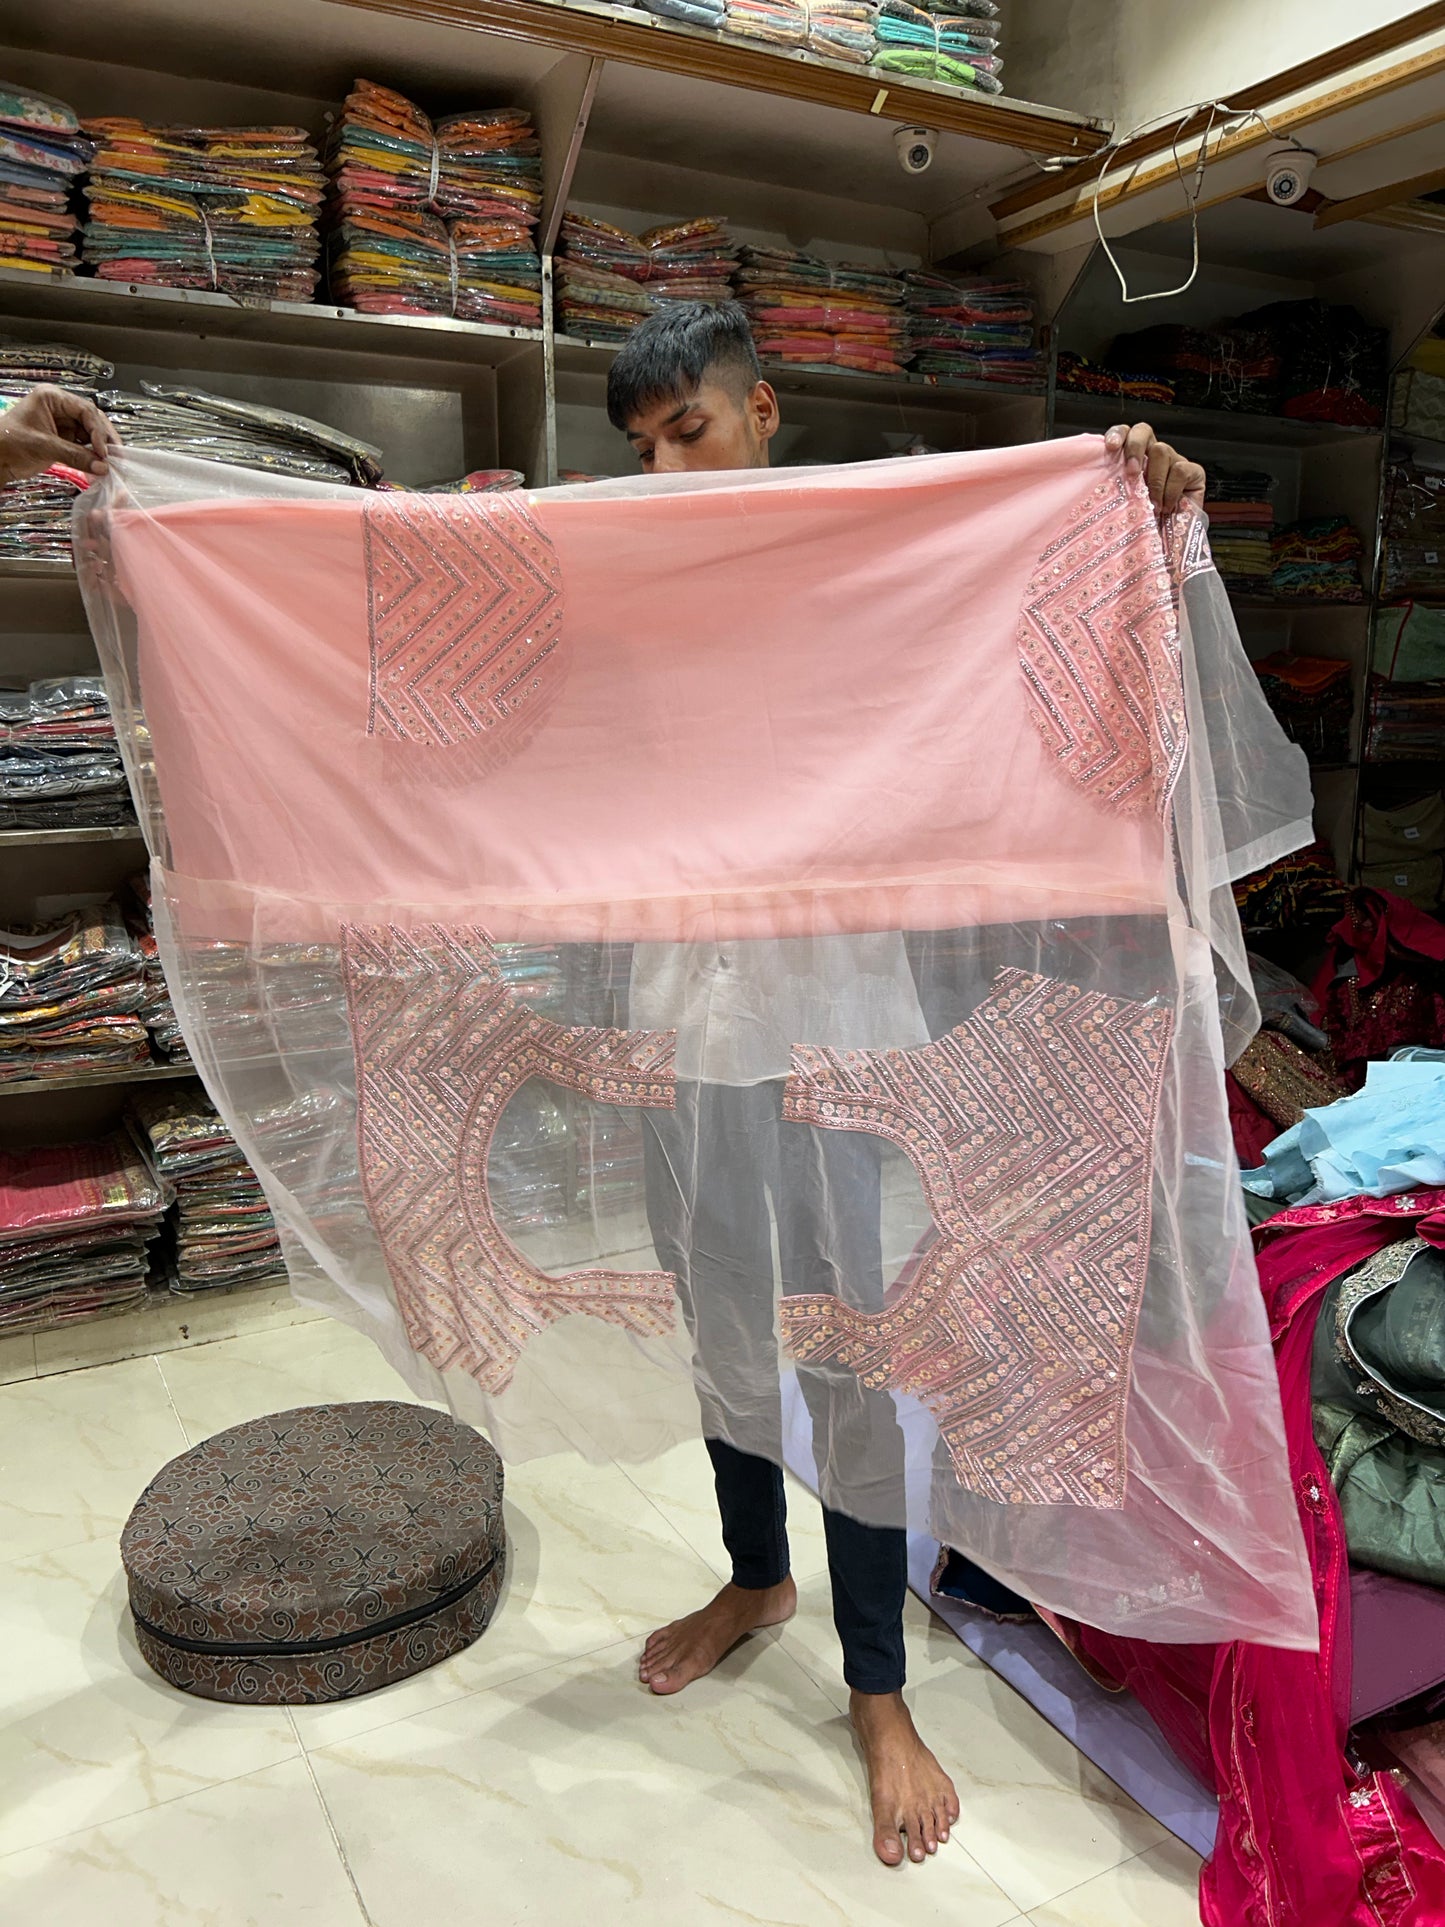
[0,1758,367,1926]
[309,1641,1022,1927]
[902,1663,1169,1914]
[0,1537,299,1857]
[0,1330,36,1385]
[615,1431,833,1584]
[157,1316,427,1444]
[286,1446,725,1750]
[1027,1837,1204,1925]
[0,1356,186,1563]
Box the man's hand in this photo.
[0,383,120,487]
[1105,421,1206,514]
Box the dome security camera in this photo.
[895,126,938,176]
[1263,146,1318,207]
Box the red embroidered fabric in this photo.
[341,923,677,1391]
[1017,471,1187,820]
[779,968,1174,1506]
[361,491,563,756]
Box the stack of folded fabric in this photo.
[0,459,88,563]
[129,1082,286,1294]
[98,382,382,485]
[1233,840,1349,933]
[81,119,324,302]
[1055,351,1175,406]
[635,0,727,25]
[1104,320,1280,414]
[1361,792,1445,911]
[1383,464,1445,600]
[901,272,1040,384]
[1203,465,1276,589]
[804,0,878,62]
[555,212,655,341]
[1366,676,1445,763]
[724,0,809,47]
[875,0,1004,91]
[0,339,113,404]
[123,873,191,1065]
[325,81,542,327]
[734,245,907,373]
[414,467,525,493]
[0,676,133,830]
[0,82,91,278]
[0,1133,165,1333]
[1253,652,1354,764]
[633,219,737,303]
[1240,299,1387,427]
[0,904,150,1083]
[1269,516,1365,602]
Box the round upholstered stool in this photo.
[121,1400,506,1705]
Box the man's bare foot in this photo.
[638,1576,796,1695]
[850,1689,961,1866]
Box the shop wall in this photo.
[1008,0,1424,131]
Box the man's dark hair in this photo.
[606,300,762,431]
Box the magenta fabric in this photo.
[1062,1190,1445,1926]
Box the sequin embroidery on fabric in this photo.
[1018,471,1187,818]
[779,967,1174,1506]
[341,924,677,1391]
[362,492,563,755]
[1160,497,1214,601]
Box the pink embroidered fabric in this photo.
[78,437,1320,1645]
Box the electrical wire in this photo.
[1089,99,1313,304]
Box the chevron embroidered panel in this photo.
[341,924,678,1393]
[361,493,563,752]
[1018,473,1187,819]
[779,968,1174,1507]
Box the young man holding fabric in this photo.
[606,300,1205,1868]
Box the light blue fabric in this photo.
[1242,1057,1445,1204]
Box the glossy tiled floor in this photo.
[0,1312,1204,1925]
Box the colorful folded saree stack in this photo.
[1269,516,1365,602]
[874,0,1004,91]
[325,81,541,327]
[1055,351,1175,407]
[81,118,323,302]
[733,244,907,373]
[0,1133,165,1333]
[125,873,191,1065]
[129,1083,286,1294]
[0,904,150,1084]
[0,676,133,831]
[901,271,1040,384]
[555,213,654,340]
[1202,464,1276,590]
[0,81,90,277]
[633,219,736,303]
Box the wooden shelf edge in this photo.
[332,0,1108,155]
[0,1062,196,1098]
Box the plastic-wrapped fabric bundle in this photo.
[1239,299,1387,427]
[0,675,133,829]
[1252,651,1353,764]
[77,435,1324,1648]
[0,81,91,277]
[129,1083,286,1293]
[324,82,541,327]
[633,219,736,303]
[125,872,191,1063]
[636,0,728,25]
[1374,602,1445,685]
[0,458,88,562]
[1233,840,1348,934]
[0,904,150,1082]
[901,272,1040,385]
[98,384,381,486]
[1382,463,1445,600]
[734,245,908,373]
[81,119,324,302]
[1056,351,1175,406]
[874,0,1004,91]
[0,1133,165,1332]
